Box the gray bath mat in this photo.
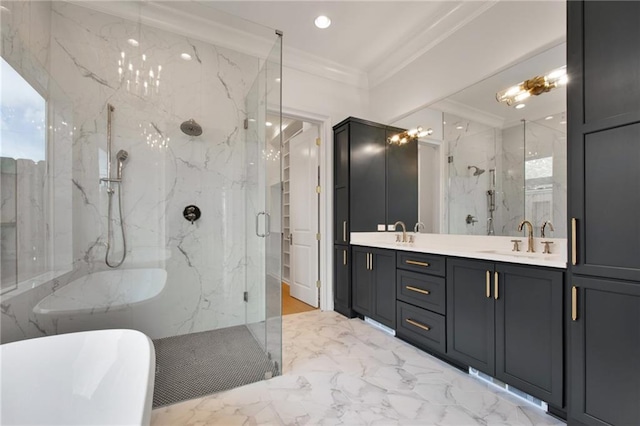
[152,325,276,408]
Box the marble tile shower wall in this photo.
[1,2,264,342]
[445,116,565,239]
[55,3,261,338]
[497,124,525,236]
[445,115,500,236]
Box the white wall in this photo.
[282,66,370,124]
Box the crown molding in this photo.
[368,0,499,88]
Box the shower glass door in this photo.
[245,33,282,375]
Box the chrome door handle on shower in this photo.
[255,211,271,238]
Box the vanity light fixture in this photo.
[387,126,433,145]
[314,15,331,29]
[496,65,568,107]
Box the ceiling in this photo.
[81,1,565,121]
[196,1,497,87]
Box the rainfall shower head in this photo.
[116,150,128,180]
[468,165,485,176]
[180,119,203,136]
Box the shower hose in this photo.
[105,183,127,268]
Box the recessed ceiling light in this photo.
[180,53,192,61]
[248,118,256,122]
[545,116,553,120]
[560,120,567,124]
[314,15,331,29]
[127,38,139,47]
[456,125,464,130]
[265,121,273,127]
[515,104,526,109]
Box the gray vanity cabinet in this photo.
[568,276,640,426]
[332,117,418,319]
[567,2,640,424]
[447,258,496,374]
[568,0,640,283]
[333,245,353,318]
[447,258,564,406]
[351,246,396,329]
[395,252,448,357]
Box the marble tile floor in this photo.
[151,310,565,425]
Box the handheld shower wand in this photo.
[116,149,128,180]
[103,105,128,268]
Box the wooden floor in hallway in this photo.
[281,282,317,316]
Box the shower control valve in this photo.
[183,205,201,224]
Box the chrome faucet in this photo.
[394,221,407,243]
[414,222,425,233]
[518,220,535,253]
[541,221,554,238]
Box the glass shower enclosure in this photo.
[0,0,282,405]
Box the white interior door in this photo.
[289,125,319,307]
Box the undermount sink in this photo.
[476,249,557,261]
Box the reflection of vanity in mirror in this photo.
[393,42,566,238]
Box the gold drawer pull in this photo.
[406,286,430,295]
[406,318,431,332]
[406,260,430,267]
[486,271,491,298]
[572,286,578,321]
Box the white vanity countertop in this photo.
[350,232,567,269]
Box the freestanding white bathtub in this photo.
[0,329,155,425]
[33,268,167,317]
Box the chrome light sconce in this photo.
[387,126,433,145]
[496,66,568,106]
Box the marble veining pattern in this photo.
[1,1,266,343]
[151,311,565,425]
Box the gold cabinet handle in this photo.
[406,286,430,295]
[406,260,430,267]
[366,253,369,270]
[486,271,491,298]
[406,318,430,332]
[343,250,347,265]
[572,286,578,321]
[494,271,499,300]
[343,221,347,242]
[571,218,577,265]
[370,253,374,271]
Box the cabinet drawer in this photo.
[396,269,445,315]
[396,301,446,355]
[397,251,445,276]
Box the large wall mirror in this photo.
[393,42,566,238]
